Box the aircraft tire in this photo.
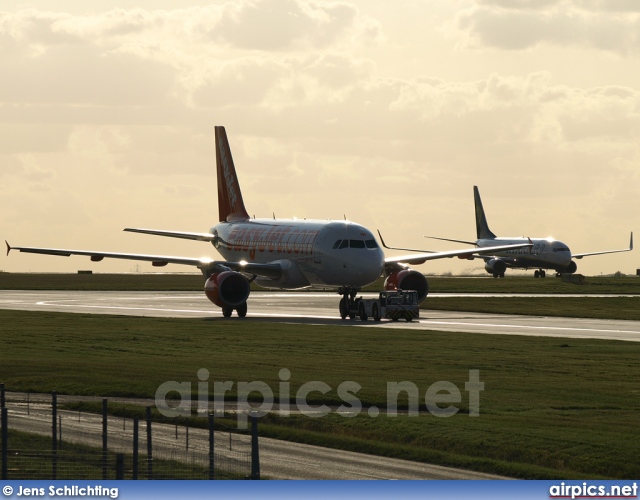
[236,302,247,318]
[339,298,348,320]
[222,307,233,318]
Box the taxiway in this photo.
[1,290,639,342]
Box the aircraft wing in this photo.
[572,232,633,259]
[5,241,283,279]
[378,231,532,266]
[124,228,216,242]
[383,242,532,266]
[423,235,477,246]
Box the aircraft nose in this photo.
[352,249,385,284]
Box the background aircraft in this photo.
[7,129,531,317]
[425,186,633,278]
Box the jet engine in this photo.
[484,258,507,276]
[559,261,577,274]
[204,271,251,309]
[384,269,429,303]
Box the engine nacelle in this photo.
[204,271,250,308]
[559,260,577,274]
[484,258,507,275]
[384,269,429,303]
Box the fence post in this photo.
[1,383,5,481]
[102,398,108,480]
[186,420,189,451]
[1,407,7,480]
[146,406,153,480]
[133,418,139,480]
[52,391,57,480]
[58,415,62,451]
[116,453,124,480]
[250,412,260,480]
[208,413,214,480]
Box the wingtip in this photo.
[630,231,634,251]
[376,229,388,248]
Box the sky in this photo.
[1,0,639,276]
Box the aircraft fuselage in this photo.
[477,237,572,270]
[211,218,385,289]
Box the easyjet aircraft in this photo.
[7,128,531,317]
[425,185,633,278]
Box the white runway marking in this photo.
[2,290,640,342]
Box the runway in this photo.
[1,290,639,342]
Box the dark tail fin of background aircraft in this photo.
[215,126,250,222]
[474,186,497,240]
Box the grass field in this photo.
[3,429,232,479]
[425,296,640,320]
[1,308,638,479]
[1,272,639,294]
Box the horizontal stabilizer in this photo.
[124,228,216,242]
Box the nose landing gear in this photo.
[338,287,359,320]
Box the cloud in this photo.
[459,1,640,54]
[0,3,380,116]
[1,5,639,192]
[211,0,375,51]
[476,0,559,10]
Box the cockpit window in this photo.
[333,239,378,250]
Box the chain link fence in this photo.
[1,387,257,480]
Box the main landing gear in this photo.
[338,287,359,320]
[222,301,248,318]
[534,270,546,278]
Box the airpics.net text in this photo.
[155,369,484,429]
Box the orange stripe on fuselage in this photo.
[224,226,320,261]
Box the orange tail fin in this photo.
[215,126,250,222]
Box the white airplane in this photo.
[6,128,532,317]
[425,185,633,278]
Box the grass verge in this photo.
[2,429,231,479]
[424,296,640,320]
[1,309,639,479]
[1,273,639,294]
